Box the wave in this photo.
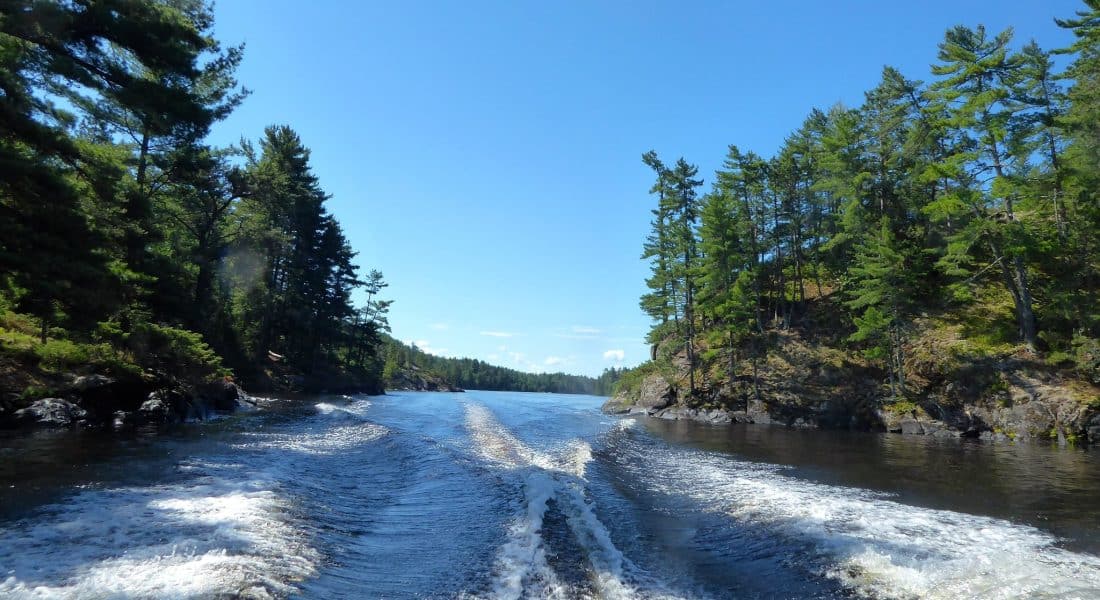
[608,430,1100,599]
[314,399,372,420]
[0,458,318,599]
[464,403,693,600]
[230,400,386,456]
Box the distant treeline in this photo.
[382,337,625,396]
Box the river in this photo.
[1,391,1099,599]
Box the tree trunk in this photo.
[989,134,1040,352]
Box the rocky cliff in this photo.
[387,363,464,393]
[605,326,1100,446]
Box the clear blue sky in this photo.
[208,1,1081,377]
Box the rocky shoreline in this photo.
[0,367,466,434]
[387,363,465,393]
[1,374,255,431]
[603,370,1100,446]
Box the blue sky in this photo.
[208,0,1081,377]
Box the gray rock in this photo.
[703,410,731,425]
[729,411,753,424]
[654,408,680,420]
[12,398,87,428]
[932,428,962,439]
[899,418,925,435]
[112,410,135,430]
[1089,425,1100,445]
[197,380,241,411]
[980,430,1011,442]
[139,394,176,424]
[601,397,633,414]
[71,374,115,391]
[637,374,675,411]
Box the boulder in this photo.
[139,389,205,424]
[702,410,731,425]
[72,374,115,391]
[197,379,241,411]
[12,398,87,428]
[899,418,925,435]
[601,395,633,414]
[637,374,675,411]
[138,394,176,424]
[729,410,753,424]
[1088,413,1100,445]
[654,408,679,420]
[73,375,155,423]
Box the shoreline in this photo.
[604,395,1100,446]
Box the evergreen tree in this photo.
[925,25,1042,350]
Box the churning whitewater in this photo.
[2,391,1100,599]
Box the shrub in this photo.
[34,339,117,372]
[1073,334,1100,384]
[128,322,229,381]
[612,360,660,398]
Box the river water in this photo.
[1,391,1099,599]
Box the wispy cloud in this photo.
[553,333,598,340]
[603,349,625,362]
[480,331,515,338]
[408,339,450,357]
[430,323,449,330]
[571,325,602,335]
[544,356,563,366]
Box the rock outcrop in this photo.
[0,371,252,431]
[11,398,87,428]
[387,364,464,392]
[605,330,1100,446]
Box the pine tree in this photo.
[925,25,1042,351]
[846,219,917,397]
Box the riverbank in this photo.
[605,321,1100,446]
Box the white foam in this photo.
[488,471,568,600]
[234,422,387,456]
[464,404,663,599]
[314,399,371,419]
[0,460,318,599]
[617,442,1100,599]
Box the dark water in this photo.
[1,391,1099,599]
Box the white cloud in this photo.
[487,353,500,361]
[544,356,563,366]
[572,326,602,335]
[430,323,449,330]
[480,331,515,338]
[603,349,625,362]
[410,339,450,357]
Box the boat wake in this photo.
[464,404,683,600]
[607,424,1100,600]
[0,457,317,599]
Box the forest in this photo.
[0,1,391,398]
[382,336,623,396]
[627,5,1100,406]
